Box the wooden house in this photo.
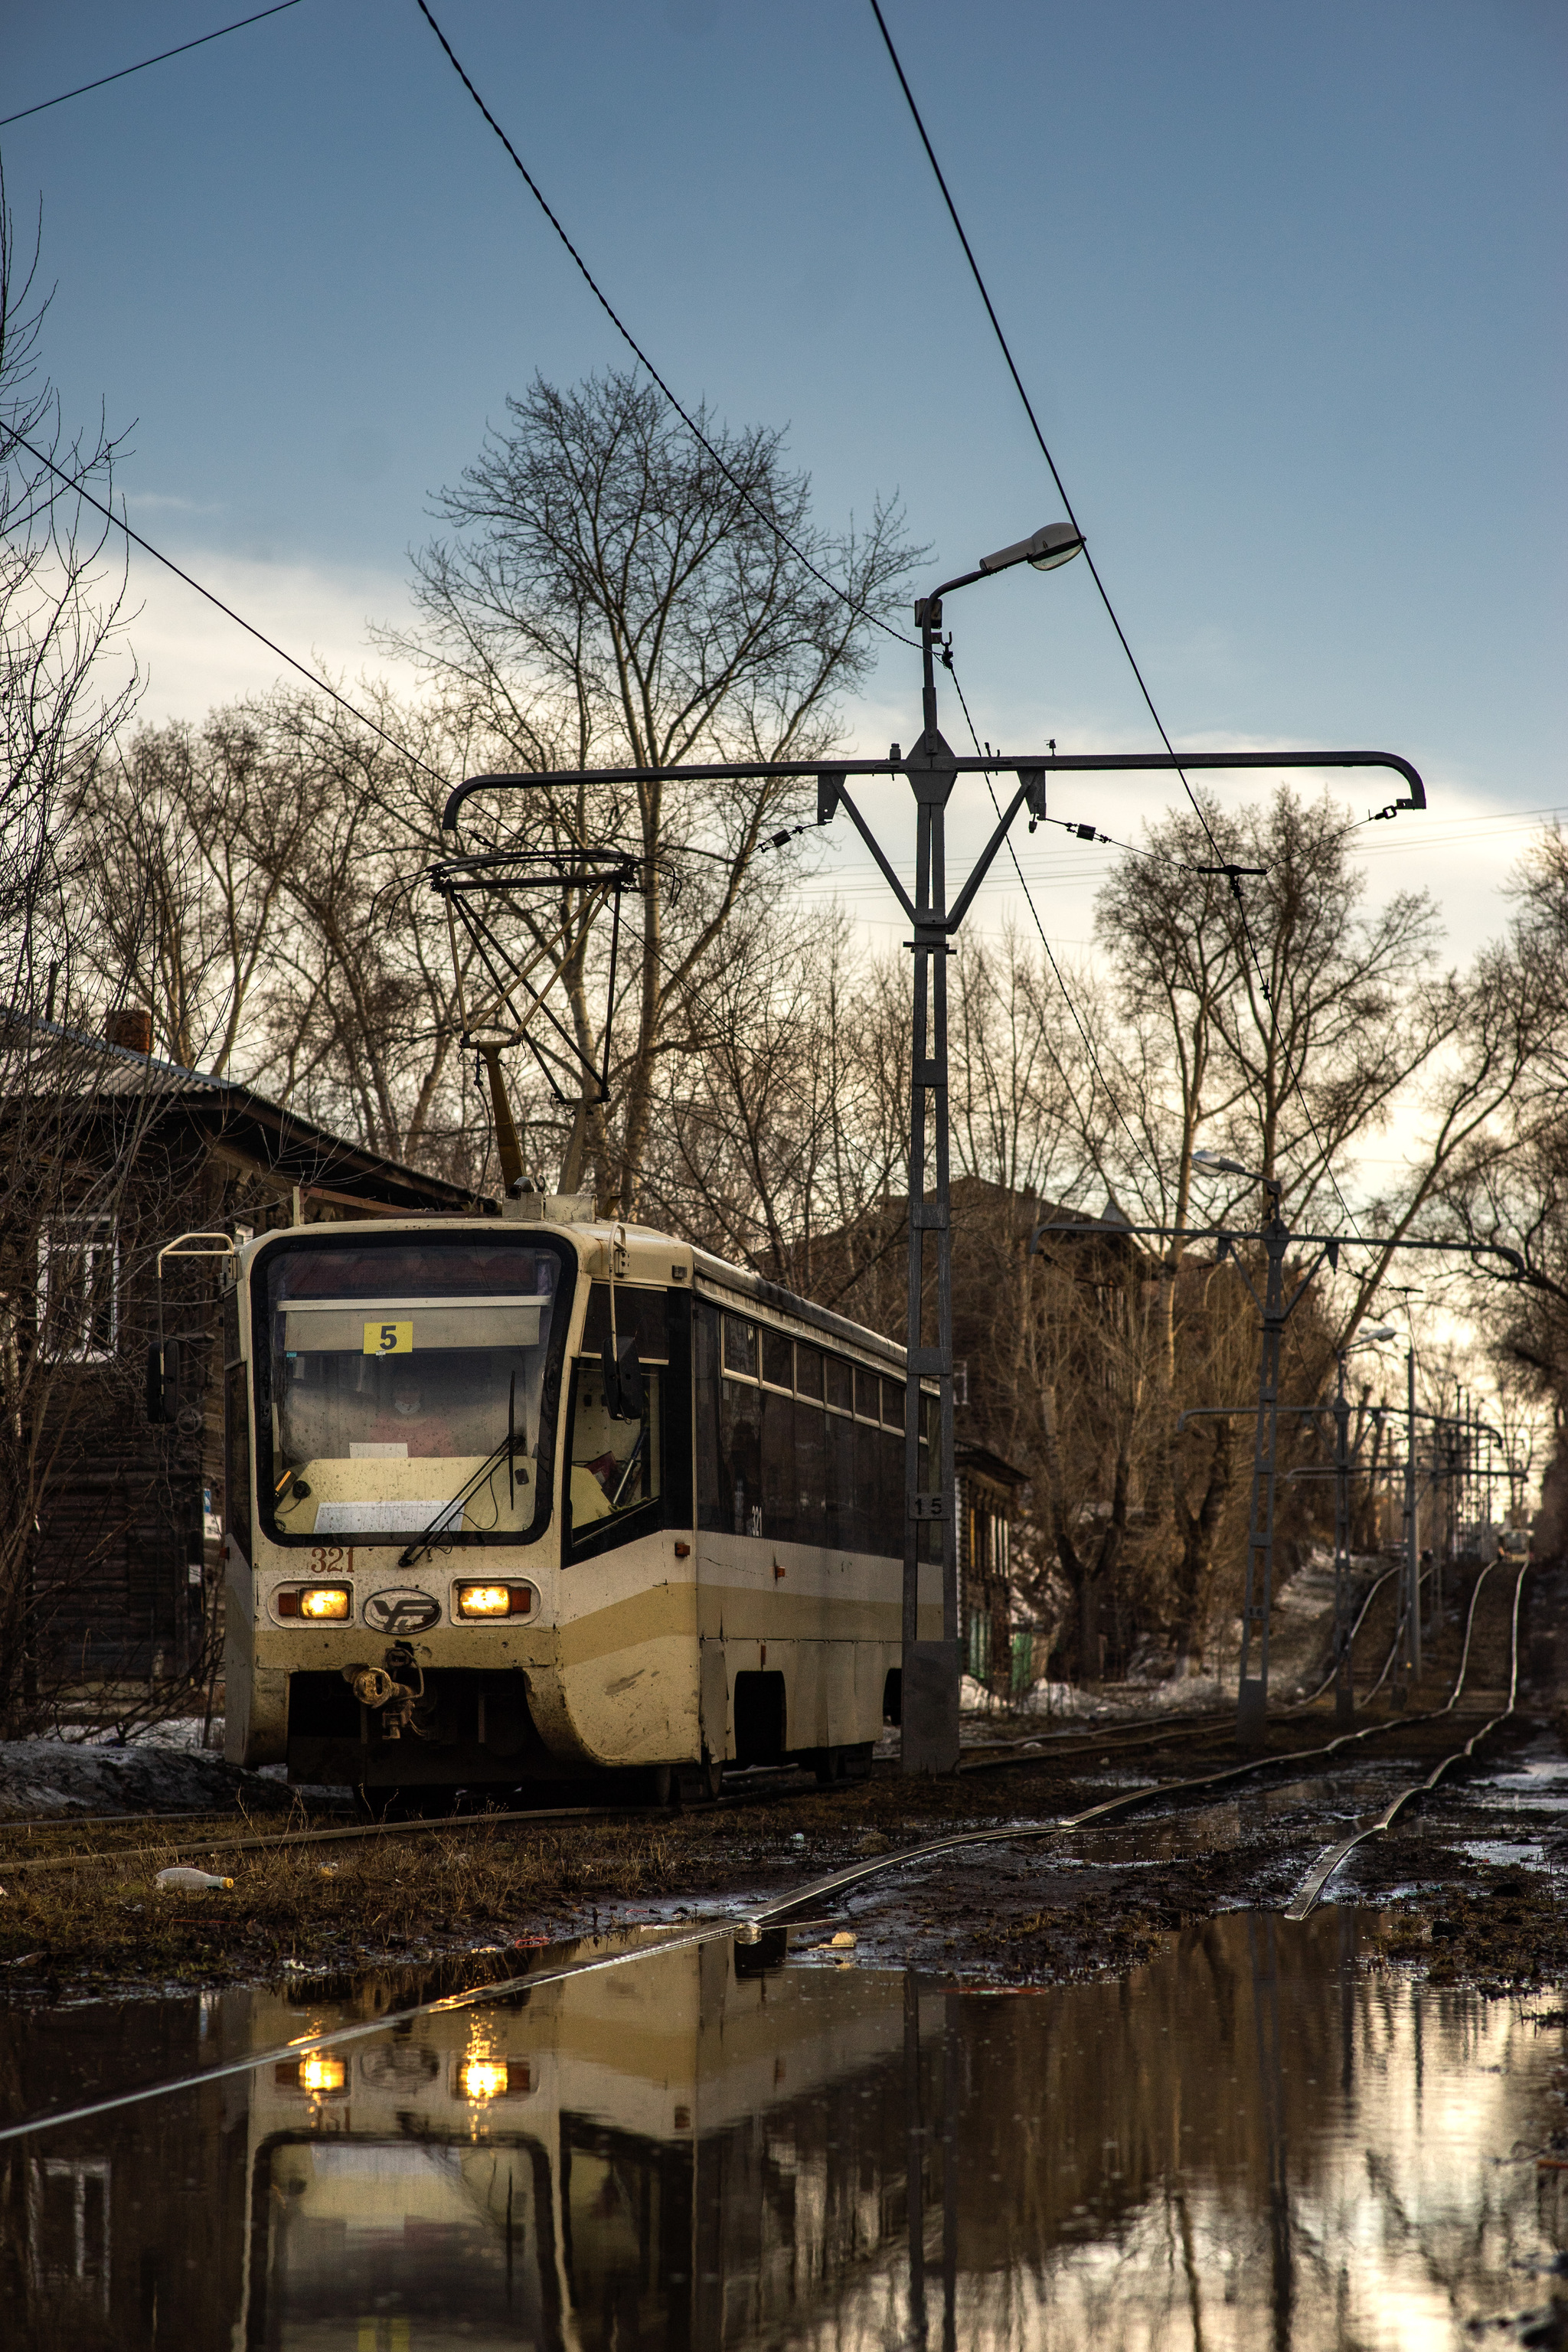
[1,1010,481,1713]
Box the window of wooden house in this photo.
[38,1219,119,1362]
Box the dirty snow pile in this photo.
[0,1727,294,1820]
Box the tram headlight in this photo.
[461,2057,508,2102]
[299,1586,350,1619]
[279,2055,347,2095]
[456,1583,533,1619]
[275,1586,351,1621]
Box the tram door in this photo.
[692,1299,733,1772]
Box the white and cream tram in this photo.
[216,1207,939,1802]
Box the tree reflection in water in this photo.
[1,1909,1562,2348]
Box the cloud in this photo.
[123,492,223,517]
[106,544,426,724]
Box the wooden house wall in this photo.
[28,1096,464,1697]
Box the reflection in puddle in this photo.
[4,1911,1564,2346]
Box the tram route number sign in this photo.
[364,1321,413,1356]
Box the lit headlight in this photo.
[300,1587,349,1619]
[461,2057,508,2102]
[456,1583,532,1619]
[276,1586,351,1620]
[292,2055,347,2094]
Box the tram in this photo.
[204,1207,939,1801]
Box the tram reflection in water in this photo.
[11,1914,1566,2348]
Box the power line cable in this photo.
[864,2,1370,1244]
[11,430,444,783]
[0,0,305,130]
[942,650,1165,1195]
[410,0,918,654]
[864,0,1235,871]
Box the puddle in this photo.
[1459,1838,1549,1867]
[4,1911,1565,2346]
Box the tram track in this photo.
[0,1559,1458,1876]
[957,1558,1408,1775]
[0,1557,1530,2151]
[1283,1557,1528,1919]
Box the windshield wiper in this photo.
[397,1426,518,1569]
[609,1426,647,1511]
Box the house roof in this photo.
[5,1014,486,1217]
[956,1442,1030,1492]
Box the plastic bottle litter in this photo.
[154,1866,234,1893]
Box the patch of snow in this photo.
[0,1735,292,1818]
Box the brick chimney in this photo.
[106,1007,153,1056]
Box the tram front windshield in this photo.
[259,1235,573,1544]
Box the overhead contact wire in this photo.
[0,0,305,129]
[864,0,1370,1247]
[410,0,917,652]
[11,432,445,786]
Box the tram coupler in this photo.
[345,1645,426,1740]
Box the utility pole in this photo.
[1406,1348,1421,1681]
[1236,1179,1289,1746]
[445,633,1432,1775]
[897,595,962,1768]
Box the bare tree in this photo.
[67,709,304,1075]
[0,165,139,1004]
[387,370,920,1212]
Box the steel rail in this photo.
[1282,1558,1525,1919]
[2,1560,1427,1873]
[0,1800,632,1878]
[961,1559,1406,1769]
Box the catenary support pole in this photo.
[1332,1351,1354,1726]
[1407,1349,1421,1680]
[900,611,962,1773]
[1236,1180,1288,1746]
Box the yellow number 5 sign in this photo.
[364,1321,413,1356]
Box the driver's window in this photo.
[569,1361,661,1546]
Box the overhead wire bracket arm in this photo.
[822,782,917,924]
[441,747,1427,831]
[945,769,1044,931]
[1176,1403,1327,1434]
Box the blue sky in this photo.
[4,0,1563,961]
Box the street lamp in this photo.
[895,521,1083,1774]
[1191,1149,1253,1178]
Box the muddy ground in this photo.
[0,1558,1561,2004]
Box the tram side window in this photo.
[694,1302,906,1554]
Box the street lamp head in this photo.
[979,521,1085,577]
[1191,1148,1253,1178]
[1361,1325,1398,1344]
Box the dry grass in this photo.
[0,1812,683,1991]
[0,1705,1521,1998]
